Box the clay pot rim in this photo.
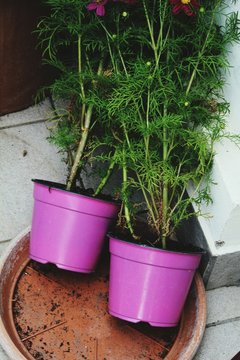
[0,227,206,360]
[0,226,32,360]
[166,272,207,359]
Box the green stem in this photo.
[78,37,85,98]
[144,0,170,80]
[107,35,117,73]
[168,159,185,207]
[122,122,131,149]
[66,105,93,191]
[122,152,135,237]
[77,17,86,130]
[145,86,150,159]
[143,0,158,64]
[94,156,116,196]
[143,86,159,221]
[136,173,159,228]
[77,13,85,102]
[100,20,117,73]
[118,48,128,75]
[151,0,156,29]
[116,14,128,76]
[123,119,159,227]
[156,0,168,51]
[185,2,220,96]
[162,106,168,249]
[66,60,103,191]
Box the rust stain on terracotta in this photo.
[13,260,177,359]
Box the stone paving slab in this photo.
[206,286,240,325]
[0,99,52,129]
[0,238,11,359]
[194,285,240,359]
[0,346,10,360]
[0,240,11,257]
[0,116,66,242]
[194,319,240,360]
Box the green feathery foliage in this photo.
[37,0,240,248]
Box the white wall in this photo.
[197,3,240,256]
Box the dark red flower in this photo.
[86,0,108,16]
[169,0,200,17]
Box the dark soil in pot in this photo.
[110,223,205,254]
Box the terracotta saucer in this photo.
[0,229,206,360]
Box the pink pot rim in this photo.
[32,179,120,207]
[108,234,205,256]
[109,236,203,270]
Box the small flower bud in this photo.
[146,61,151,67]
[184,101,190,107]
[112,34,117,40]
[199,7,205,13]
[122,11,128,17]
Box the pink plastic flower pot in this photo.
[108,236,203,327]
[30,180,120,273]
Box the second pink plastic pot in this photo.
[30,180,120,273]
[108,236,203,327]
